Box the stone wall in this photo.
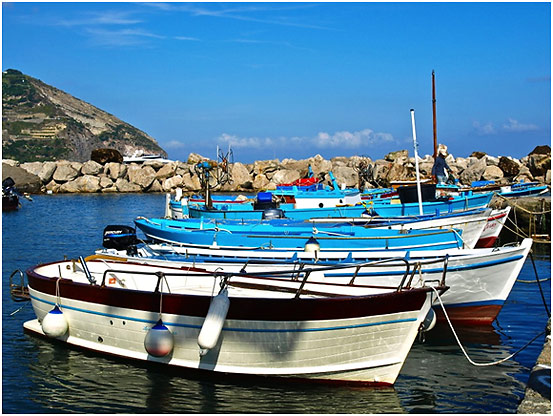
[2,146,550,194]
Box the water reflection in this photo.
[398,323,528,413]
[20,336,405,413]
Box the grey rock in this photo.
[231,162,253,188]
[81,160,103,176]
[52,163,79,183]
[482,165,504,181]
[38,162,57,183]
[155,162,178,180]
[459,157,487,185]
[163,175,183,192]
[115,178,141,193]
[2,163,42,193]
[127,165,156,190]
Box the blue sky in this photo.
[2,2,551,163]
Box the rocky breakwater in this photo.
[2,145,551,194]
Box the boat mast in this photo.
[432,70,438,159]
[410,109,424,215]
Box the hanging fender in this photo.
[198,287,230,356]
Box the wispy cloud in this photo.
[145,2,332,30]
[502,118,538,132]
[227,38,311,51]
[174,36,200,41]
[217,129,396,150]
[85,28,165,46]
[473,118,539,135]
[54,11,143,27]
[164,140,187,149]
[473,121,496,135]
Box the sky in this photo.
[2,1,551,164]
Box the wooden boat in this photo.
[134,217,464,251]
[23,257,443,386]
[96,237,533,325]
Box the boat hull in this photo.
[134,217,463,251]
[24,262,433,385]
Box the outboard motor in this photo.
[103,225,137,252]
[262,208,286,220]
[2,177,15,190]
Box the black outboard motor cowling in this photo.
[103,225,137,250]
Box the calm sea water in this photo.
[2,194,551,413]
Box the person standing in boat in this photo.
[432,152,451,184]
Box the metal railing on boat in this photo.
[92,255,450,298]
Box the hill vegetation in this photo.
[2,69,166,162]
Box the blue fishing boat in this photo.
[366,192,493,217]
[134,217,464,251]
[185,191,493,221]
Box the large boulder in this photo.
[81,160,103,176]
[307,154,332,177]
[38,162,57,183]
[498,156,521,177]
[1,163,42,193]
[271,169,301,185]
[182,172,201,191]
[459,157,487,185]
[105,162,127,180]
[127,165,156,190]
[91,148,123,164]
[187,153,208,164]
[52,162,79,183]
[252,173,270,190]
[231,162,253,188]
[470,151,487,159]
[514,165,534,183]
[482,165,504,181]
[60,175,101,193]
[19,162,43,177]
[526,153,551,177]
[384,150,409,163]
[115,178,141,192]
[155,162,178,180]
[329,166,358,188]
[529,145,551,155]
[162,175,183,192]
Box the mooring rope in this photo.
[431,287,547,367]
[494,193,551,215]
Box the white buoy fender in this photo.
[41,305,68,338]
[144,319,174,357]
[304,236,320,253]
[198,288,230,354]
[421,308,437,332]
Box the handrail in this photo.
[93,253,449,295]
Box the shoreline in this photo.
[2,148,551,195]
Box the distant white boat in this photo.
[123,151,173,164]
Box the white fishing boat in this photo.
[23,258,442,386]
[95,235,532,325]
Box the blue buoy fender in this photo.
[41,305,68,338]
[144,319,174,357]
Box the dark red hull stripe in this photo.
[27,270,428,321]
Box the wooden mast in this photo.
[432,70,438,158]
